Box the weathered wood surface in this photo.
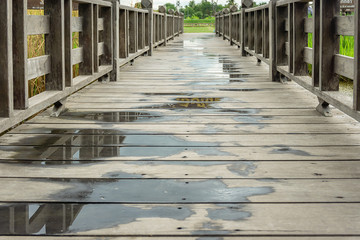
[1,33,360,237]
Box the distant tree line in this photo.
[135,0,267,19]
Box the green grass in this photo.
[184,26,215,33]
[184,19,215,24]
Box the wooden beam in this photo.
[93,4,99,72]
[288,3,293,73]
[13,0,28,109]
[79,3,94,75]
[119,9,127,58]
[276,5,288,66]
[0,0,13,117]
[255,10,262,54]
[129,11,138,54]
[319,0,340,91]
[269,0,279,81]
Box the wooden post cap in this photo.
[223,8,230,14]
[242,0,253,8]
[229,5,238,12]
[141,0,153,9]
[168,9,174,14]
[158,5,166,13]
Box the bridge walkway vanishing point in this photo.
[1,33,360,239]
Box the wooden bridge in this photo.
[1,0,360,238]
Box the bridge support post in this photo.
[142,0,153,56]
[229,5,238,46]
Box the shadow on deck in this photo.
[1,33,360,239]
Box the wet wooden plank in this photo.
[0,203,359,235]
[0,178,360,203]
[0,146,359,161]
[1,134,360,147]
[0,237,358,240]
[0,161,359,179]
[10,123,360,134]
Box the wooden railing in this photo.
[0,0,183,134]
[216,0,360,121]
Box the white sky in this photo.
[121,0,269,10]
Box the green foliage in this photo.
[184,26,214,33]
[165,3,176,11]
[184,18,215,24]
[178,0,224,19]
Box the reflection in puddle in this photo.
[174,98,222,108]
[61,111,160,123]
[143,93,193,96]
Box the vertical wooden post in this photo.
[222,9,229,40]
[119,9,127,58]
[293,2,308,76]
[101,6,113,66]
[263,8,270,58]
[221,11,225,39]
[319,0,340,91]
[64,0,73,86]
[229,5,237,45]
[110,0,120,81]
[159,6,167,46]
[129,11,137,53]
[142,0,153,56]
[241,9,246,56]
[354,0,360,110]
[288,3,293,73]
[93,5,99,73]
[255,10,262,54]
[138,12,143,49]
[0,0,13,117]
[45,0,65,90]
[312,0,320,87]
[276,5,287,67]
[269,0,279,81]
[181,13,184,33]
[78,3,94,75]
[13,0,28,109]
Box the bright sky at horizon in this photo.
[120,0,269,10]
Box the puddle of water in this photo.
[61,111,161,123]
[0,203,194,235]
[229,73,251,78]
[143,93,193,96]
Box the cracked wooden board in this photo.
[0,161,358,179]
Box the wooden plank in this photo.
[255,10,262,54]
[97,17,104,31]
[13,0,28,109]
[1,178,360,203]
[0,238,358,240]
[72,17,84,32]
[79,3,94,75]
[138,12,144,50]
[293,2,308,76]
[319,0,340,91]
[2,145,360,161]
[26,15,50,35]
[0,0,13,117]
[263,8,270,58]
[45,0,65,91]
[26,55,51,81]
[0,203,359,235]
[334,54,354,79]
[303,47,313,64]
[0,160,359,179]
[72,47,84,65]
[335,15,354,36]
[355,0,360,110]
[304,17,313,33]
[2,134,360,147]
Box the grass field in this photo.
[184,26,215,33]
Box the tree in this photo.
[165,3,177,11]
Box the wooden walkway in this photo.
[1,33,360,238]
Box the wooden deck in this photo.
[1,33,360,238]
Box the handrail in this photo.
[0,0,184,134]
[216,0,360,121]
